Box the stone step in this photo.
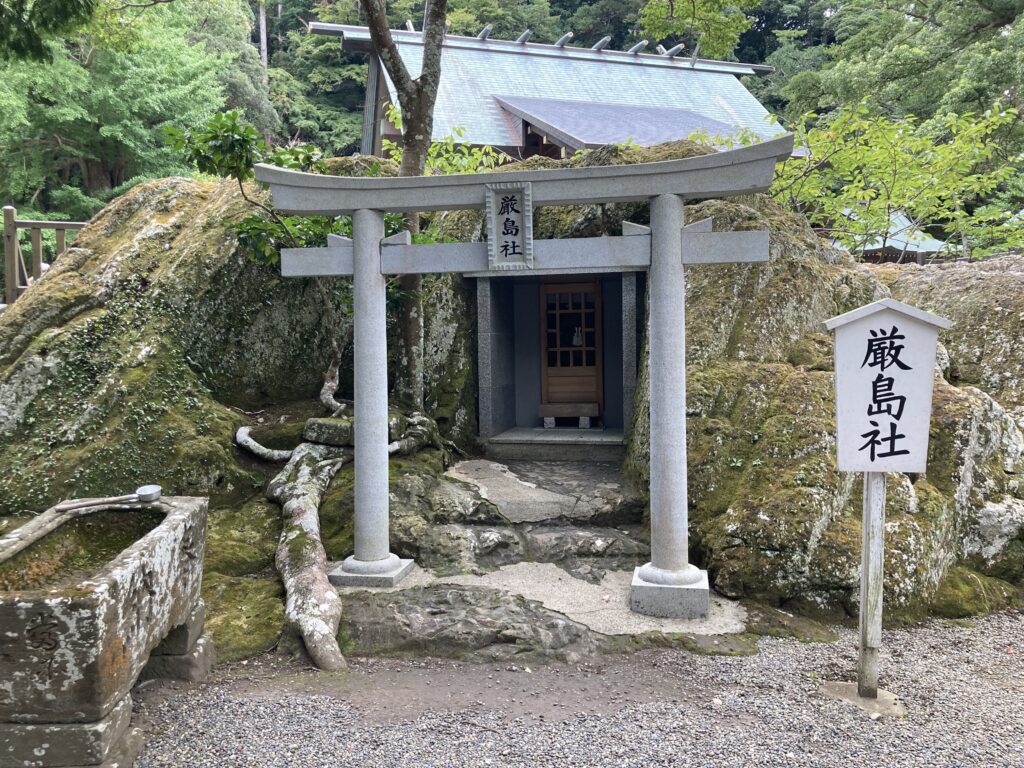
[446,459,643,527]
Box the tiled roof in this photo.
[494,96,735,149]
[311,23,786,149]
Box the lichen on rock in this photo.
[0,178,352,514]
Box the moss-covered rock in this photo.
[205,495,281,577]
[877,256,1024,423]
[621,199,1024,617]
[0,178,352,514]
[202,572,287,663]
[928,565,1020,618]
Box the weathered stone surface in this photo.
[152,600,206,656]
[68,726,144,768]
[139,632,215,683]
[879,255,1024,421]
[201,573,286,664]
[204,496,280,578]
[0,497,207,723]
[0,178,344,513]
[303,417,353,447]
[339,584,598,662]
[622,196,1024,617]
[446,460,644,525]
[0,694,131,768]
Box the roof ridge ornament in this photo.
[555,31,573,47]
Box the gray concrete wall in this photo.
[602,274,624,429]
[477,278,516,437]
[513,281,542,427]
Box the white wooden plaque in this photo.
[826,300,950,473]
[486,182,533,270]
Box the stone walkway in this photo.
[445,459,643,524]
[338,562,746,637]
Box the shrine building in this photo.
[307,22,786,463]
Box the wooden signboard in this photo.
[825,297,951,700]
[828,299,951,473]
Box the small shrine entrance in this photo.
[539,278,603,426]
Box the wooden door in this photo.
[540,281,603,416]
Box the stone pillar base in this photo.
[329,556,414,588]
[629,567,710,619]
[65,727,145,768]
[139,632,215,683]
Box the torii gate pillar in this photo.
[330,209,413,587]
[629,194,709,618]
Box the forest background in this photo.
[1,0,1023,257]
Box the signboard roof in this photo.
[824,298,952,332]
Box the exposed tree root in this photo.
[319,353,352,417]
[388,411,446,456]
[235,426,294,462]
[266,443,351,671]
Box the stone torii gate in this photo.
[254,134,794,619]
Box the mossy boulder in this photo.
[877,255,1024,424]
[928,565,1020,618]
[202,573,287,663]
[620,195,1024,617]
[0,178,352,514]
[317,449,500,573]
[205,495,281,577]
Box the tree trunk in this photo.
[267,443,350,671]
[361,0,448,409]
[258,1,268,68]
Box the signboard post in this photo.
[825,298,951,699]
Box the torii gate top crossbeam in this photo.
[253,134,794,216]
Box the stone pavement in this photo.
[338,562,746,637]
[445,459,643,525]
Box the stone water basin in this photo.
[0,496,207,726]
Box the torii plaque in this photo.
[255,134,794,617]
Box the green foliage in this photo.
[381,104,509,175]
[167,109,269,182]
[168,108,344,266]
[0,0,272,211]
[772,104,1024,258]
[553,0,645,50]
[753,0,1024,144]
[0,0,95,60]
[266,1,368,154]
[639,0,760,59]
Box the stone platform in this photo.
[446,459,643,525]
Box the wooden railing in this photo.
[3,205,86,306]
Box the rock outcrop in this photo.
[2,144,1021,661]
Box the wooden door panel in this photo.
[540,280,603,413]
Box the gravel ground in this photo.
[134,610,1023,768]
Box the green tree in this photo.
[0,0,96,60]
[0,0,273,212]
[792,0,1024,125]
[639,0,760,59]
[772,104,1024,259]
[555,0,644,49]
